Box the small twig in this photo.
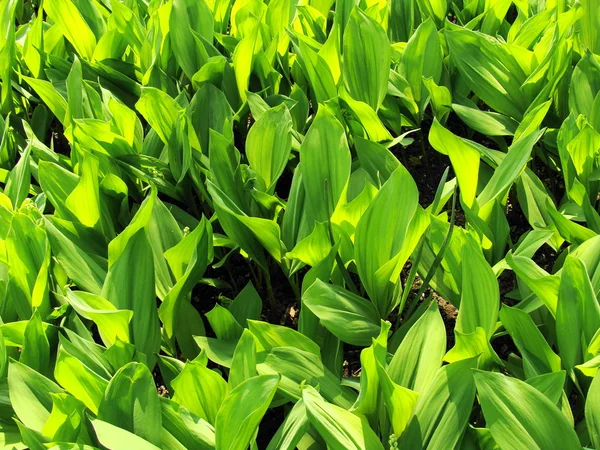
[395,239,424,330]
[405,183,458,321]
[288,272,301,300]
[247,260,260,289]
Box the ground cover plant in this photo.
[0,0,600,448]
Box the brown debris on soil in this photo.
[157,385,169,397]
[435,293,458,351]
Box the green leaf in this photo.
[446,26,527,120]
[570,54,600,123]
[388,303,445,393]
[136,88,180,146]
[477,130,542,208]
[456,237,499,339]
[43,0,97,59]
[480,0,512,35]
[423,77,452,123]
[6,213,51,319]
[5,146,31,209]
[354,165,425,317]
[302,385,384,450]
[189,84,233,154]
[557,256,600,372]
[215,375,279,450]
[159,216,213,345]
[246,104,293,192]
[514,101,551,142]
[579,0,600,54]
[8,360,63,433]
[90,418,160,450]
[526,371,567,406]
[232,27,261,102]
[445,327,502,370]
[194,337,237,367]
[259,347,356,409]
[294,39,337,104]
[399,359,477,449]
[266,399,309,450]
[54,339,108,414]
[429,119,480,208]
[282,165,308,250]
[587,371,600,449]
[97,363,161,447]
[102,229,160,363]
[108,2,144,56]
[343,7,390,111]
[338,92,393,142]
[416,0,447,26]
[300,105,351,226]
[452,102,519,137]
[207,181,280,268]
[0,0,17,115]
[355,136,400,185]
[207,129,243,206]
[401,19,442,118]
[172,360,227,425]
[146,198,184,299]
[55,330,113,380]
[505,252,559,315]
[20,310,50,376]
[377,361,419,437]
[14,419,45,450]
[66,57,85,122]
[474,371,581,450]
[303,280,381,346]
[64,154,108,235]
[104,340,137,373]
[168,111,193,183]
[44,218,107,295]
[160,398,216,450]
[287,221,332,267]
[0,328,6,380]
[389,0,415,42]
[228,282,262,327]
[173,301,206,359]
[205,304,244,340]
[351,321,390,424]
[499,306,561,378]
[37,161,78,217]
[65,290,132,348]
[248,320,321,356]
[229,329,257,389]
[42,393,87,444]
[170,0,213,79]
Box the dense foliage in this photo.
[1,0,600,448]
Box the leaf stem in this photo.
[264,269,277,310]
[395,239,424,330]
[324,179,360,295]
[405,182,458,322]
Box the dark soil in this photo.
[395,123,453,208]
[436,293,458,350]
[256,406,285,447]
[192,252,297,323]
[50,120,71,156]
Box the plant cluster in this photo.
[0,0,599,449]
